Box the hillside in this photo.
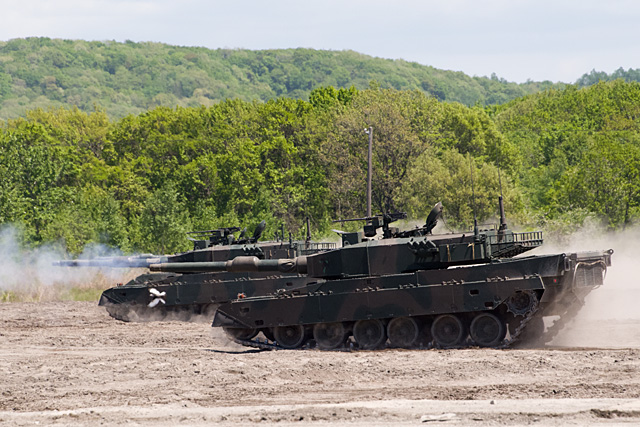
[0,38,561,120]
[491,80,640,230]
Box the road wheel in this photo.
[431,314,465,348]
[387,317,420,348]
[353,319,387,350]
[274,325,307,349]
[470,313,506,347]
[313,322,347,350]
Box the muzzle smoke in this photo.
[0,225,140,301]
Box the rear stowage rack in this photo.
[300,242,337,255]
[488,231,544,258]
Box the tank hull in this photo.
[98,270,314,321]
[211,250,612,349]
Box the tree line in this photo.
[1,81,639,254]
[0,38,561,121]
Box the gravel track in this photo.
[1,301,639,426]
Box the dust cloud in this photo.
[529,223,640,348]
[207,326,249,351]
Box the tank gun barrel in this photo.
[53,255,168,268]
[149,256,308,274]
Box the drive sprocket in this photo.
[506,290,539,316]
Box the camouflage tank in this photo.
[149,201,613,350]
[55,221,336,322]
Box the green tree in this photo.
[556,135,640,228]
[138,182,192,254]
[320,88,441,217]
[399,148,524,229]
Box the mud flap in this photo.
[212,309,252,328]
[98,293,115,306]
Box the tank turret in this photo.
[53,221,280,268]
[149,226,543,277]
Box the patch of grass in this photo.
[1,284,103,302]
[0,269,141,302]
[64,287,104,302]
[1,291,17,303]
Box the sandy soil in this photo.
[1,301,640,426]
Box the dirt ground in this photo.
[1,301,640,426]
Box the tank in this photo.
[54,221,275,269]
[158,201,613,350]
[55,221,337,321]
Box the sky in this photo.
[2,0,639,83]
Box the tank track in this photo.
[224,305,541,351]
[104,304,134,322]
[105,304,181,322]
[104,303,213,323]
[537,301,585,345]
[106,302,558,352]
[106,300,548,351]
[500,304,540,348]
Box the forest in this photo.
[1,78,639,255]
[0,38,565,120]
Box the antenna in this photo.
[497,159,507,233]
[497,159,504,197]
[469,155,479,238]
[364,127,373,217]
